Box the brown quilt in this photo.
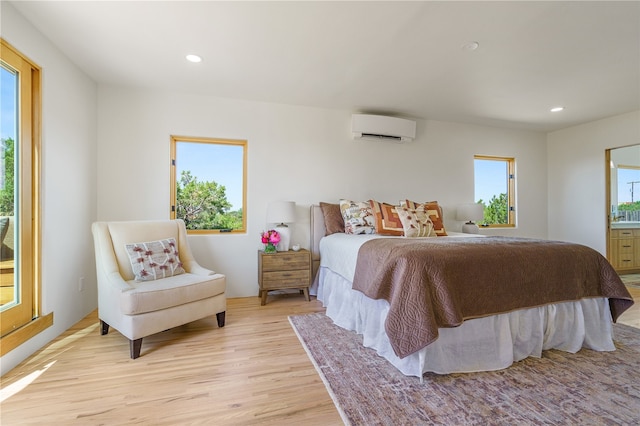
[352,236,634,358]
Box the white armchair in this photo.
[92,219,226,359]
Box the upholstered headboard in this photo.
[310,204,326,280]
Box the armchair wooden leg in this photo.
[130,338,143,359]
[216,311,226,328]
[100,320,110,335]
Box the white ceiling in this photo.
[9,1,640,132]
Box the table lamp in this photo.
[456,203,484,234]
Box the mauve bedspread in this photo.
[352,236,634,358]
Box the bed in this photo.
[309,203,634,378]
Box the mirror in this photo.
[609,145,640,226]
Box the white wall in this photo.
[97,87,549,299]
[547,110,640,254]
[1,3,98,375]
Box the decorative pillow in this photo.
[319,202,345,235]
[125,238,185,282]
[369,200,404,236]
[339,199,376,234]
[404,200,448,236]
[396,206,436,238]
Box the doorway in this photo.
[606,144,640,274]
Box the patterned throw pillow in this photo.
[369,200,404,236]
[339,199,376,234]
[404,200,448,236]
[125,238,185,282]
[395,206,436,238]
[319,202,345,235]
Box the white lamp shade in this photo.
[456,203,484,222]
[266,201,296,224]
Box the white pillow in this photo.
[125,238,185,282]
[395,206,436,238]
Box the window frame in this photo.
[474,155,516,228]
[0,38,51,356]
[170,135,247,234]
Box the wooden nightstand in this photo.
[258,249,311,305]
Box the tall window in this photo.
[474,155,516,227]
[1,39,48,355]
[170,136,247,233]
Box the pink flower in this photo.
[261,229,280,245]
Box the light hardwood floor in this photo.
[1,294,342,425]
[2,288,640,425]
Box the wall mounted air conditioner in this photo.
[351,114,416,143]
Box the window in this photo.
[474,155,516,227]
[613,165,640,222]
[1,39,50,356]
[170,136,247,233]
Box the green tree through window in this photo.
[478,193,508,225]
[176,170,240,230]
[474,155,516,227]
[0,138,14,216]
[171,136,247,233]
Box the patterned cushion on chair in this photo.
[125,238,185,282]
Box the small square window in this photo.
[170,136,247,233]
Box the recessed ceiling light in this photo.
[186,54,202,63]
[462,41,479,51]
[550,106,564,112]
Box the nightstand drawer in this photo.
[261,253,309,271]
[262,270,310,288]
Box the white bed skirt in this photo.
[316,267,616,377]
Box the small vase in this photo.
[264,243,277,253]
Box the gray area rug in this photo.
[290,313,640,425]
